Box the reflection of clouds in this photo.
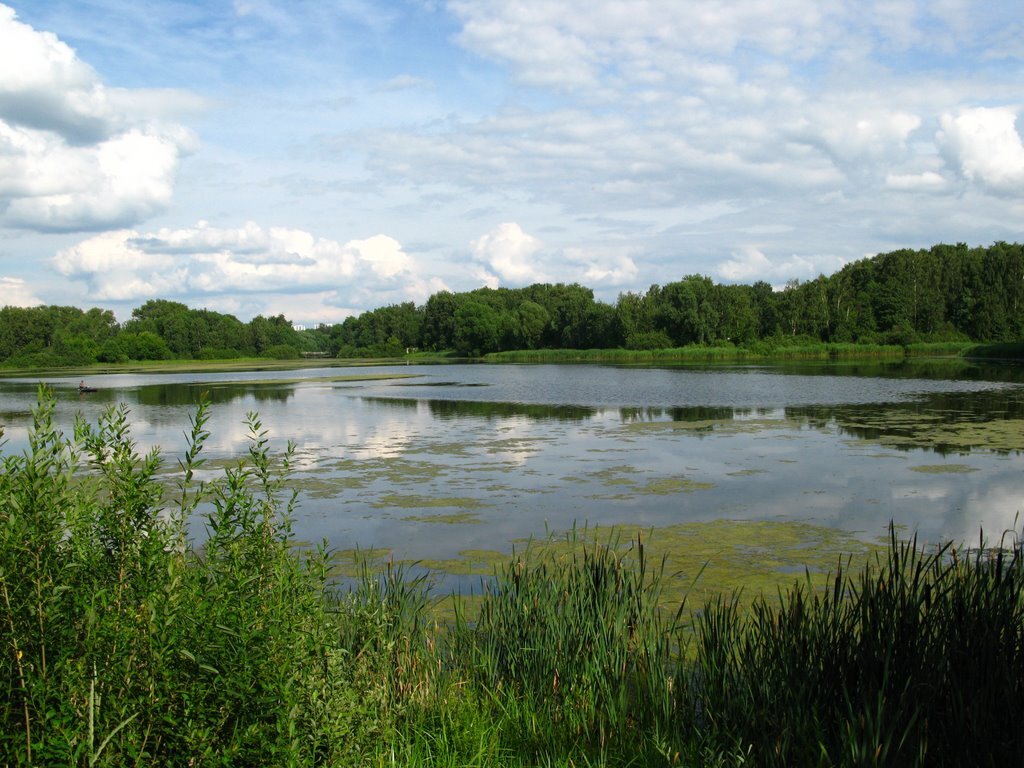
[0,425,29,447]
[4,369,1024,565]
[959,482,1024,546]
[482,417,544,468]
[890,480,951,503]
[350,431,409,460]
[344,408,430,461]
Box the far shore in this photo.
[3,339,1024,379]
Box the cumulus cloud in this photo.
[353,1,1009,229]
[564,246,639,286]
[937,107,1024,195]
[716,246,844,285]
[53,222,447,321]
[0,4,197,231]
[0,276,42,307]
[791,105,923,174]
[471,222,547,285]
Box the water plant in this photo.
[694,527,1024,767]
[1,387,1021,766]
[448,531,690,764]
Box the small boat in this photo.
[78,385,98,393]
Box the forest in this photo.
[2,242,1022,366]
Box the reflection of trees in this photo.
[788,389,1024,455]
[361,396,594,422]
[618,405,777,423]
[771,358,1024,383]
[136,383,294,407]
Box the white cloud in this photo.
[565,246,638,286]
[0,4,196,231]
[793,105,922,171]
[471,222,547,285]
[0,276,42,307]
[716,246,844,284]
[52,221,446,322]
[937,106,1024,195]
[449,0,834,89]
[885,171,947,191]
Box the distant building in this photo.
[293,323,306,332]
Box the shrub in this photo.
[0,388,341,765]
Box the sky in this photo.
[0,0,1022,326]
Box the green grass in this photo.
[2,389,1021,766]
[483,341,946,364]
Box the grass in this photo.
[2,388,1022,766]
[483,341,971,364]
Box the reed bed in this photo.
[695,528,1024,767]
[484,342,919,364]
[2,389,1021,766]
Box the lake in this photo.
[3,359,1024,578]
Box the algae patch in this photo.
[414,519,886,618]
[908,463,979,474]
[372,493,487,510]
[402,512,483,525]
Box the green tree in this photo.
[454,301,504,355]
[511,301,549,350]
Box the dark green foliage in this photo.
[4,241,1024,366]
[695,527,1024,767]
[0,389,339,765]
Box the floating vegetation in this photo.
[909,463,979,474]
[413,519,885,619]
[371,493,487,510]
[329,547,393,577]
[401,511,483,525]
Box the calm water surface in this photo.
[2,361,1023,561]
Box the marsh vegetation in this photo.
[2,389,1022,766]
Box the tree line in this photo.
[2,242,1022,366]
[0,299,310,367]
[327,241,1024,356]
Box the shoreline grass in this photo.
[484,340,984,364]
[10,339,1024,379]
[2,389,1021,766]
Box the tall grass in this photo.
[484,342,919,364]
[2,388,1022,765]
[448,533,689,764]
[695,527,1024,766]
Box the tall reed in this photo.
[448,532,690,764]
[694,526,1024,766]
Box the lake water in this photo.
[3,360,1024,570]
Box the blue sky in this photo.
[1,0,1022,325]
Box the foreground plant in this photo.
[0,387,344,765]
[2,388,1022,767]
[695,527,1024,767]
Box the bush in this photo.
[625,331,674,350]
[0,388,343,765]
[261,343,301,359]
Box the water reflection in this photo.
[2,363,1023,559]
[136,382,295,407]
[788,388,1024,455]
[362,396,595,422]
